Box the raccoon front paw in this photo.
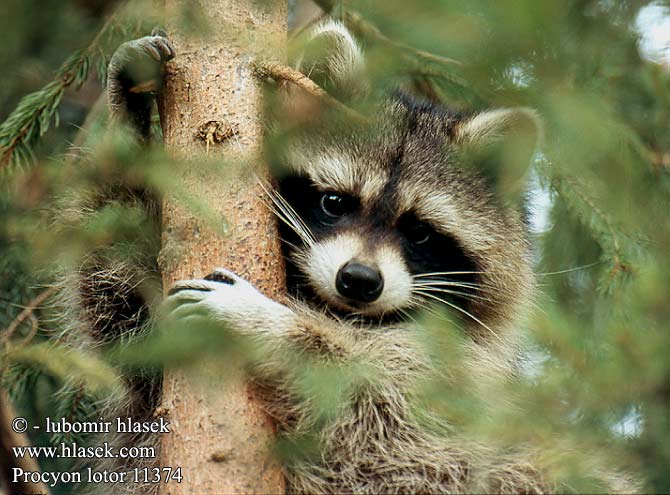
[107,31,175,96]
[165,268,293,334]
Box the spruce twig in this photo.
[0,5,141,170]
[253,60,368,123]
[1,287,57,348]
[555,176,631,284]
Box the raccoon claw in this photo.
[165,269,238,303]
[151,26,168,38]
[203,268,258,291]
[204,270,236,285]
[115,34,174,65]
[144,35,175,62]
[125,34,174,65]
[108,34,175,88]
[167,284,212,296]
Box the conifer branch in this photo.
[1,287,57,348]
[0,6,143,171]
[554,176,631,282]
[253,60,368,123]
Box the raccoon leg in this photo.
[107,29,174,138]
[165,272,476,494]
[166,268,357,357]
[55,33,175,495]
[82,30,174,342]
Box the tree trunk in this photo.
[155,0,287,493]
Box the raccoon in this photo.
[62,20,635,495]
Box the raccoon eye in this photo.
[403,221,432,245]
[320,192,356,218]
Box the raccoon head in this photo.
[271,22,538,339]
[272,95,539,339]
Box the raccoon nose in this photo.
[336,262,384,303]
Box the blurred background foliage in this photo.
[0,0,668,493]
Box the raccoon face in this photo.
[273,96,538,335]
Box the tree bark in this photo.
[156,0,287,493]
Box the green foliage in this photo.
[0,1,157,170]
[5,343,122,397]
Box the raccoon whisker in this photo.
[411,286,495,304]
[416,291,488,310]
[265,186,316,245]
[412,295,495,344]
[279,237,303,253]
[407,295,439,314]
[413,283,474,297]
[413,277,521,296]
[395,307,415,323]
[261,196,310,245]
[407,301,439,320]
[271,192,316,244]
[415,270,526,278]
[413,271,516,296]
[417,265,601,280]
[262,196,314,248]
[413,280,482,291]
[417,283,526,313]
[256,178,316,246]
[407,298,454,324]
[291,248,310,260]
[374,305,415,324]
[413,271,489,278]
[413,290,495,337]
[535,261,603,276]
[413,273,528,295]
[413,280,517,299]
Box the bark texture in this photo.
[156,0,287,493]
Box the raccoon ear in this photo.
[291,20,368,101]
[454,108,542,196]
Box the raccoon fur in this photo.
[54,20,637,495]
